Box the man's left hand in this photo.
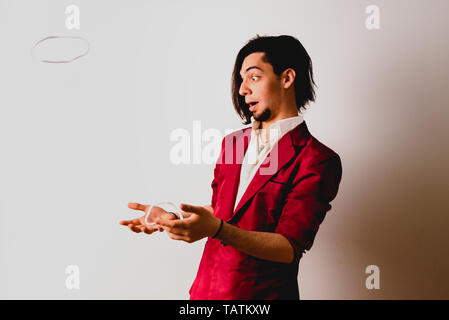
[156,204,221,243]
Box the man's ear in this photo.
[282,68,296,89]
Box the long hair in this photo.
[231,35,316,125]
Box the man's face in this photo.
[239,52,283,122]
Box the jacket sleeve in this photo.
[210,137,226,210]
[210,165,219,210]
[275,154,343,263]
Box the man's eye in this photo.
[251,76,259,81]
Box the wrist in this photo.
[211,217,224,239]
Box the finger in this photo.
[180,203,205,215]
[128,202,147,212]
[120,218,141,226]
[156,217,187,229]
[128,224,143,233]
[119,218,140,226]
[141,225,158,234]
[161,225,188,236]
[166,231,188,242]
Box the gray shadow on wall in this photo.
[340,42,449,299]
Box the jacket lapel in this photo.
[230,121,311,221]
[216,127,251,221]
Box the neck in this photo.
[260,106,299,129]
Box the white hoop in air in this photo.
[32,35,90,64]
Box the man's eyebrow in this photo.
[240,66,263,77]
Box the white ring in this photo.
[143,202,183,226]
[144,204,154,226]
[32,35,90,63]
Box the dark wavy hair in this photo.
[231,35,316,125]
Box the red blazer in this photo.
[189,121,342,300]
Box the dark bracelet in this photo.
[212,219,224,239]
[168,212,178,220]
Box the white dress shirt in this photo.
[233,114,304,211]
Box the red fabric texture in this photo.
[189,121,342,300]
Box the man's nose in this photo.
[239,80,251,96]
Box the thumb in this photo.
[128,202,148,213]
[180,203,206,216]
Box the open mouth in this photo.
[248,102,259,112]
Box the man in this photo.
[120,35,342,300]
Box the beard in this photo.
[253,108,271,122]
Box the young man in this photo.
[120,35,342,300]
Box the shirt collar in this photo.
[251,113,304,145]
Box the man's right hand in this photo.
[119,202,177,235]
